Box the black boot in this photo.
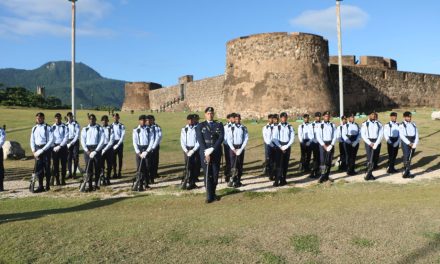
[61,175,66,186]
[0,180,4,192]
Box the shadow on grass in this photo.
[0,196,137,225]
[396,232,440,264]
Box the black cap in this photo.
[340,115,347,119]
[205,107,214,113]
[226,114,231,119]
[403,111,412,117]
[54,113,62,118]
[89,114,96,120]
[323,111,331,116]
[314,112,321,117]
[186,114,193,120]
[348,112,356,117]
[390,112,397,117]
[303,114,310,118]
[138,115,146,120]
[101,115,109,121]
[268,114,273,119]
[113,113,120,117]
[66,112,73,117]
[273,114,279,119]
[235,113,241,118]
[280,112,288,118]
[150,115,155,121]
[146,115,154,120]
[193,114,199,119]
[369,110,376,115]
[36,112,45,117]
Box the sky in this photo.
[0,0,439,86]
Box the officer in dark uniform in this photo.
[0,126,6,191]
[112,113,125,179]
[100,115,114,185]
[399,111,419,178]
[66,112,80,179]
[192,114,201,182]
[342,113,361,176]
[384,112,400,173]
[309,112,322,178]
[30,112,54,192]
[196,107,224,203]
[51,113,68,186]
[132,115,154,190]
[80,114,105,191]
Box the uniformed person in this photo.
[192,114,201,182]
[223,113,235,182]
[342,113,361,176]
[111,113,125,179]
[30,112,54,192]
[226,113,249,188]
[336,115,348,171]
[66,112,80,179]
[262,114,276,180]
[180,115,200,190]
[51,113,68,186]
[148,115,162,183]
[132,115,154,191]
[309,112,322,178]
[361,111,383,180]
[384,112,400,173]
[272,112,295,187]
[399,111,419,178]
[195,107,224,203]
[316,111,336,183]
[100,115,115,185]
[80,114,105,191]
[0,126,6,191]
[298,114,314,173]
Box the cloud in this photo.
[0,0,114,38]
[290,5,369,36]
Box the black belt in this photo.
[87,145,98,151]
[389,137,398,143]
[348,135,358,141]
[324,141,332,145]
[406,136,415,143]
[186,146,194,150]
[54,143,61,146]
[233,144,242,149]
[368,138,377,143]
[279,141,289,146]
[36,144,46,148]
[303,139,310,142]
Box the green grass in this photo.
[260,251,287,264]
[291,234,320,254]
[352,237,375,248]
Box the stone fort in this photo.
[122,32,440,118]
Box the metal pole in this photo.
[336,0,344,117]
[70,0,77,119]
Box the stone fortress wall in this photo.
[122,32,440,118]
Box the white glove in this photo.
[53,146,61,152]
[306,141,311,147]
[373,145,378,150]
[393,141,399,148]
[204,147,214,156]
[102,149,106,155]
[326,145,333,152]
[67,143,71,149]
[281,145,289,151]
[352,142,357,147]
[34,149,44,158]
[236,149,243,156]
[140,151,148,159]
[187,150,194,157]
[113,145,119,150]
[89,151,97,159]
[147,147,152,153]
[412,144,417,149]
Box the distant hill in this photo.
[0,61,125,108]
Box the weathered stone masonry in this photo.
[122,32,440,118]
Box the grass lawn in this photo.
[0,107,440,263]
